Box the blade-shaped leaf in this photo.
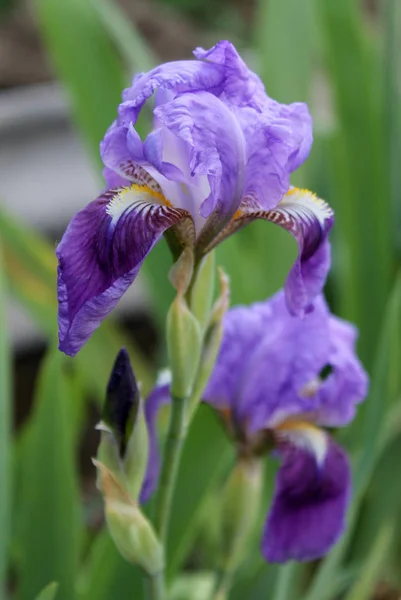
[17,350,80,600]
[34,582,60,600]
[0,243,11,595]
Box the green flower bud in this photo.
[166,295,202,399]
[94,460,164,576]
[190,251,216,332]
[96,348,149,501]
[219,459,262,572]
[189,268,230,417]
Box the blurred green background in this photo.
[0,0,400,598]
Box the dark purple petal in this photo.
[57,187,191,356]
[204,189,333,315]
[263,431,351,563]
[140,377,171,504]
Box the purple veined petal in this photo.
[203,188,334,315]
[263,423,351,563]
[57,185,193,356]
[155,91,246,247]
[140,373,172,504]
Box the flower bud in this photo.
[189,268,230,417]
[190,251,216,332]
[96,348,149,501]
[94,460,164,576]
[166,295,202,399]
[219,459,262,572]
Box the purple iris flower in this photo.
[57,40,334,356]
[141,291,368,563]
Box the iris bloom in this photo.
[57,40,333,356]
[141,291,368,562]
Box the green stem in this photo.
[144,572,165,600]
[153,394,188,545]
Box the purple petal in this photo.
[206,189,334,313]
[119,60,225,126]
[57,186,190,356]
[263,430,351,563]
[315,316,369,427]
[154,91,246,246]
[140,377,171,504]
[193,40,266,109]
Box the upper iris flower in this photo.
[141,291,368,562]
[57,40,333,356]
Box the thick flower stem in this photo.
[153,394,188,545]
[143,572,165,600]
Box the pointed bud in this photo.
[189,268,230,417]
[94,460,164,576]
[97,348,149,501]
[166,295,202,399]
[190,251,216,332]
[219,459,262,572]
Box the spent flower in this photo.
[56,40,333,356]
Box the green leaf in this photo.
[35,0,126,163]
[343,521,393,600]
[303,276,401,600]
[0,244,11,595]
[17,351,80,600]
[166,405,232,578]
[77,529,143,600]
[317,0,393,367]
[34,582,60,600]
[89,0,157,73]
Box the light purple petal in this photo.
[140,378,171,504]
[118,60,225,126]
[315,316,369,427]
[57,187,190,356]
[155,91,246,245]
[193,40,266,109]
[263,433,351,563]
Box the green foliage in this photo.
[34,583,60,600]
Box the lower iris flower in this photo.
[56,40,333,356]
[141,291,368,562]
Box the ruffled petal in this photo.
[263,425,351,563]
[118,60,225,126]
[154,91,246,247]
[205,188,334,315]
[315,316,369,427]
[57,186,191,356]
[139,375,171,504]
[193,40,266,109]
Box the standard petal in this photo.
[205,188,334,315]
[263,426,351,563]
[139,374,171,504]
[193,40,266,109]
[57,186,191,356]
[315,315,369,427]
[118,60,225,126]
[155,91,246,247]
